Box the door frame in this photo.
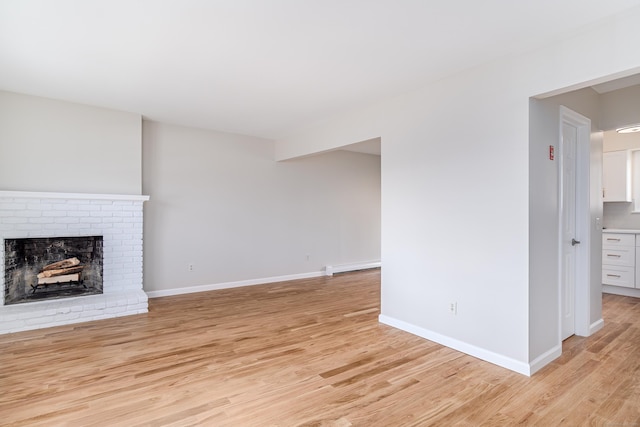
[558,106,591,339]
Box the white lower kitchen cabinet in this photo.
[602,230,640,298]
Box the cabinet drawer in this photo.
[602,266,635,288]
[602,247,635,267]
[603,233,635,247]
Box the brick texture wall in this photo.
[0,191,149,334]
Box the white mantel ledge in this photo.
[0,191,149,202]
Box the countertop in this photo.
[602,228,640,234]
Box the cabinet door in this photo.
[603,151,631,202]
[637,250,640,288]
[603,266,635,288]
[603,233,635,247]
[602,247,635,267]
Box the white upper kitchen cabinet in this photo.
[603,150,632,202]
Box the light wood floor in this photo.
[1,269,639,426]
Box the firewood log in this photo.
[42,257,80,271]
[37,265,84,279]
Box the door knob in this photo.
[571,238,581,246]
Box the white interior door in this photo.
[561,122,578,340]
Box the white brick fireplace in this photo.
[0,191,149,334]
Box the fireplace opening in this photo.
[4,236,103,305]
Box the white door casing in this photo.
[560,121,577,340]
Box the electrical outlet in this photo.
[306,254,310,261]
[449,302,457,315]
[188,263,194,272]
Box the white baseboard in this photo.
[603,285,640,298]
[325,260,381,276]
[529,344,562,375]
[378,314,532,376]
[147,260,382,298]
[589,318,605,335]
[146,271,325,298]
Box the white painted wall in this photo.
[529,88,603,367]
[142,121,380,293]
[528,97,561,363]
[600,84,640,131]
[274,7,640,373]
[0,91,142,194]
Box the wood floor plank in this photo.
[1,269,640,426]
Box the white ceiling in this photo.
[1,0,640,140]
